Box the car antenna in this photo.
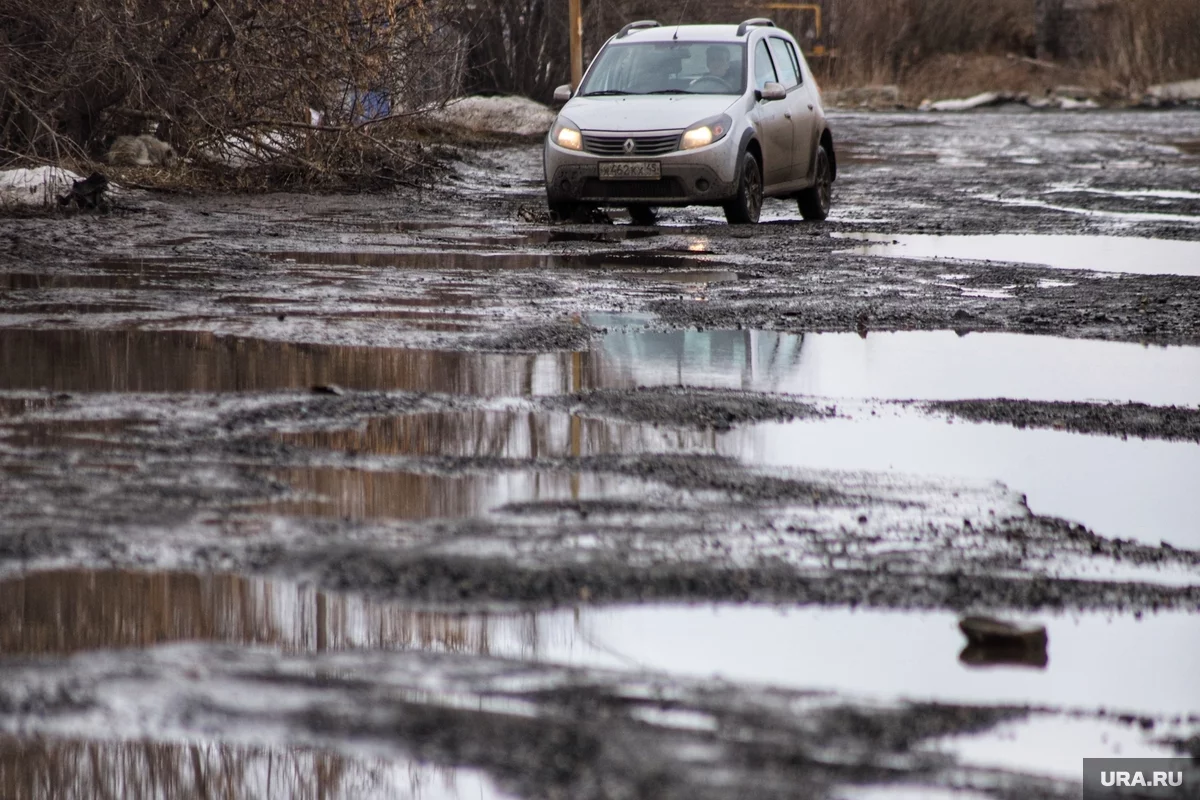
[673,0,695,39]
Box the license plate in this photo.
[599,161,661,181]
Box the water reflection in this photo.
[280,410,714,459]
[4,572,1192,719]
[590,327,1200,405]
[0,329,583,395]
[838,233,1200,277]
[294,218,661,244]
[0,735,507,800]
[720,414,1200,547]
[268,467,644,519]
[0,570,538,656]
[270,250,703,271]
[0,273,153,291]
[10,325,1188,404]
[525,605,1200,717]
[0,418,133,450]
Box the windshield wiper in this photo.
[646,89,697,94]
[582,90,637,96]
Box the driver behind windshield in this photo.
[705,46,734,81]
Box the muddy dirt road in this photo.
[1,110,1199,798]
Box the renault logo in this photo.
[623,138,636,155]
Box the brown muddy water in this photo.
[0,734,508,800]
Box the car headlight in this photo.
[552,118,583,151]
[681,114,732,150]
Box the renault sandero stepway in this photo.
[545,18,836,225]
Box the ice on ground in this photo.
[0,166,84,208]
[432,95,556,137]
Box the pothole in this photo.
[836,233,1200,277]
[591,327,1200,405]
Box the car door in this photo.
[767,36,816,184]
[748,37,793,188]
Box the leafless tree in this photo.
[0,0,464,188]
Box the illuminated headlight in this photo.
[552,118,583,151]
[681,115,732,150]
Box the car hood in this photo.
[561,95,739,133]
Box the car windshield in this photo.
[579,41,746,96]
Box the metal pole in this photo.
[569,0,583,89]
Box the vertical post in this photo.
[569,0,584,89]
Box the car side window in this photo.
[753,39,778,91]
[786,40,804,86]
[767,38,799,88]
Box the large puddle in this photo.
[2,570,1194,725]
[838,233,1200,277]
[8,319,1198,405]
[0,570,535,656]
[266,404,1197,546]
[593,325,1200,406]
[0,734,509,800]
[719,412,1200,548]
[0,329,582,395]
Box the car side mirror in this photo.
[553,84,573,103]
[758,82,787,102]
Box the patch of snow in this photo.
[431,95,556,138]
[920,92,1005,112]
[1146,78,1200,103]
[0,166,84,208]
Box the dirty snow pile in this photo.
[1146,78,1200,105]
[430,95,556,137]
[0,166,84,208]
[919,90,1100,112]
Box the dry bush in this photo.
[0,0,464,189]
[1091,0,1200,89]
[822,0,1036,85]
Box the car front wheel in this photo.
[723,151,763,225]
[548,199,578,222]
[797,145,833,221]
[627,204,657,226]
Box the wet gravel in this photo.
[550,386,835,430]
[933,399,1200,443]
[1,108,1199,798]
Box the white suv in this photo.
[544,18,836,225]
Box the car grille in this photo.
[582,134,680,156]
[580,177,686,200]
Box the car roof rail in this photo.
[616,20,661,38]
[736,18,776,37]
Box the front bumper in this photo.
[545,131,739,206]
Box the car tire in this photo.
[796,145,833,221]
[548,199,578,222]
[627,204,657,226]
[723,151,763,225]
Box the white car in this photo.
[544,18,836,225]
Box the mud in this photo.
[550,386,833,430]
[934,400,1200,443]
[1,109,1198,798]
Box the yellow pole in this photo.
[569,0,583,89]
